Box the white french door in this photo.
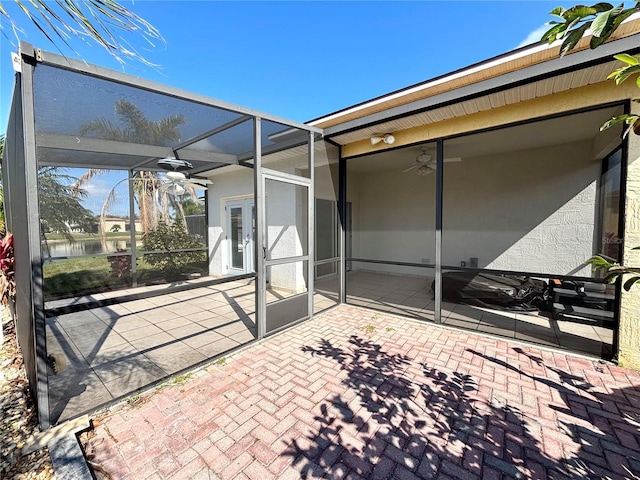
[226,199,255,275]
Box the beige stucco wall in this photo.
[350,140,600,277]
[349,163,435,277]
[618,100,640,369]
[445,141,599,275]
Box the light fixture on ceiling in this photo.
[157,157,193,172]
[161,170,213,193]
[370,134,395,146]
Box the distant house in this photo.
[101,217,142,233]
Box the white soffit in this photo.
[330,60,618,146]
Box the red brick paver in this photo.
[84,306,640,479]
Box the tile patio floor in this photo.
[45,271,611,426]
[46,277,339,425]
[84,305,640,480]
[346,272,614,358]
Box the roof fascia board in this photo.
[322,34,640,138]
[19,41,322,135]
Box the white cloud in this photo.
[80,176,130,216]
[516,24,550,49]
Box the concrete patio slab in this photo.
[84,305,640,480]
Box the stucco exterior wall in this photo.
[618,101,640,369]
[349,140,600,277]
[349,164,436,277]
[444,141,598,275]
[265,179,307,293]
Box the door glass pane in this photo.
[599,149,622,260]
[230,207,243,269]
[248,204,256,272]
[316,198,337,262]
[265,179,308,260]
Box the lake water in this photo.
[44,239,137,258]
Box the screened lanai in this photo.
[341,104,624,362]
[4,43,339,427]
[5,38,633,431]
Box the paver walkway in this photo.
[84,305,640,480]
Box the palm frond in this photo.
[1,0,165,66]
[98,177,126,243]
[72,167,108,196]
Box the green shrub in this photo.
[142,222,204,277]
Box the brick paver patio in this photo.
[84,305,640,479]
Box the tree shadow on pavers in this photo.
[469,346,640,479]
[289,335,570,479]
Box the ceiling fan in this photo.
[160,171,212,195]
[401,147,462,176]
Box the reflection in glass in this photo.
[260,120,311,177]
[316,198,337,277]
[230,207,244,269]
[599,149,622,260]
[266,261,309,334]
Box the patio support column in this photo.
[18,46,50,429]
[339,154,347,304]
[128,169,137,287]
[254,118,266,339]
[617,102,640,369]
[434,138,444,324]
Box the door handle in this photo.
[263,247,267,260]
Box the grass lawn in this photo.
[43,252,208,300]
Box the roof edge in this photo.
[309,15,640,130]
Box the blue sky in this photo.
[1,1,564,129]
[0,1,566,215]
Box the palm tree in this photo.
[1,135,94,245]
[76,99,195,236]
[38,167,96,240]
[0,0,163,66]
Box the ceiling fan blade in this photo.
[189,177,213,184]
[185,181,208,190]
[443,157,462,163]
[401,165,419,173]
